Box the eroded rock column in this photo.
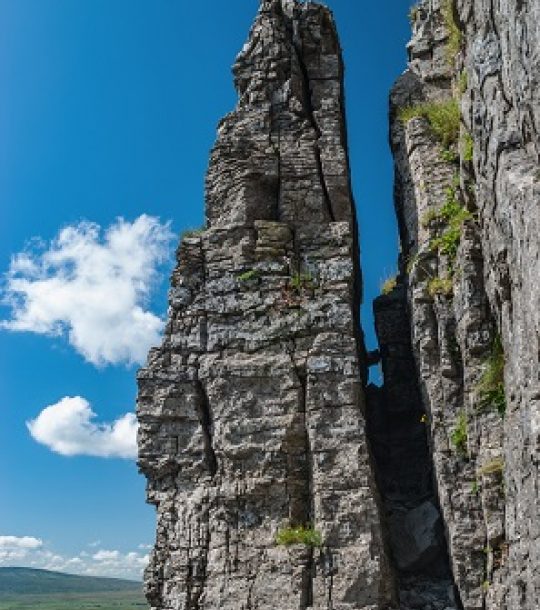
[137,2,391,609]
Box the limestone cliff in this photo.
[378,0,540,609]
[137,1,391,609]
[137,0,540,609]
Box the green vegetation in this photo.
[238,269,260,282]
[289,272,313,291]
[442,0,462,63]
[428,277,453,297]
[0,569,141,596]
[424,183,472,268]
[381,275,397,295]
[399,99,460,148]
[0,568,144,610]
[451,411,468,455]
[440,148,459,164]
[462,132,474,162]
[479,457,504,476]
[275,525,322,547]
[471,480,479,495]
[458,70,468,95]
[0,591,146,610]
[477,335,506,416]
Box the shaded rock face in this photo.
[137,1,392,609]
[367,288,458,610]
[384,0,540,609]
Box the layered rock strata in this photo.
[384,0,540,608]
[137,1,391,609]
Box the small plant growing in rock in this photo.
[428,276,453,297]
[399,99,460,148]
[462,132,474,162]
[451,411,468,455]
[289,271,313,291]
[381,275,397,295]
[479,457,504,476]
[440,147,459,164]
[477,335,506,416]
[457,69,468,95]
[425,183,472,271]
[275,525,322,547]
[238,269,260,282]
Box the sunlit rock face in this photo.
[136,1,392,609]
[383,0,540,609]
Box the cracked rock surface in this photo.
[137,1,392,609]
[385,0,540,608]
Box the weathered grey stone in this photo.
[386,0,540,608]
[388,501,442,573]
[137,1,392,609]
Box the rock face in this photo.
[382,0,540,609]
[138,0,540,608]
[137,1,392,609]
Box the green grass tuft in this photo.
[451,410,468,455]
[477,335,506,416]
[238,269,260,282]
[424,183,472,270]
[428,276,453,297]
[458,70,468,95]
[289,272,313,291]
[381,276,397,295]
[479,457,504,476]
[399,99,460,148]
[462,132,474,162]
[275,525,322,547]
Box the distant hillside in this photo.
[0,568,142,595]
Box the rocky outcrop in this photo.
[137,1,392,609]
[137,0,539,608]
[383,0,540,609]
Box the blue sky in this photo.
[0,0,411,580]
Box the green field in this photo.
[0,590,147,610]
[0,568,147,609]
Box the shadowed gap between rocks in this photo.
[366,284,463,610]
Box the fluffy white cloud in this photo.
[0,536,149,580]
[0,536,43,563]
[1,215,173,366]
[27,396,137,459]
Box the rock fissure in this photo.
[286,9,336,223]
[194,379,218,478]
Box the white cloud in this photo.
[93,549,120,561]
[0,536,149,580]
[1,215,173,366]
[0,536,43,563]
[27,396,137,459]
